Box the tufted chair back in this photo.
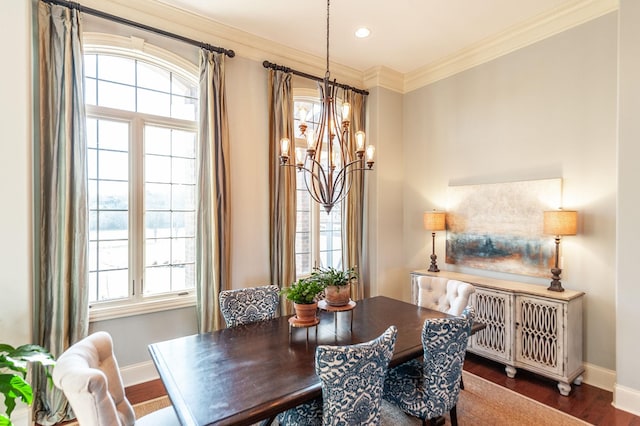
[52,331,179,426]
[219,285,280,327]
[416,276,475,316]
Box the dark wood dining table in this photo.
[148,295,482,426]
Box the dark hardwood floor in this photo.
[462,353,640,426]
[125,352,640,425]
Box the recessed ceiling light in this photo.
[355,27,371,38]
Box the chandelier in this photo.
[279,0,375,214]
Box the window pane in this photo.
[146,212,172,238]
[172,73,195,97]
[85,77,97,105]
[98,80,135,111]
[146,238,170,267]
[146,154,171,183]
[98,150,128,180]
[172,264,195,291]
[85,54,97,78]
[146,183,171,209]
[98,240,128,270]
[88,149,98,180]
[137,61,170,92]
[86,118,97,148]
[145,126,171,155]
[97,269,129,301]
[172,130,196,158]
[171,95,197,120]
[172,212,195,237]
[172,237,195,264]
[172,157,195,184]
[97,211,128,240]
[98,181,128,210]
[138,87,171,117]
[172,184,195,210]
[145,266,171,294]
[98,120,129,151]
[98,55,135,85]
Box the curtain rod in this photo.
[41,0,235,57]
[262,61,369,96]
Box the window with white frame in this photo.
[293,95,343,277]
[84,43,199,313]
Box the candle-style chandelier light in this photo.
[279,0,375,214]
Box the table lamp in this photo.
[543,210,578,292]
[423,211,446,272]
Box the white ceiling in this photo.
[155,0,583,74]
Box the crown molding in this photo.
[362,67,404,93]
[404,0,618,93]
[80,0,365,89]
[80,0,617,95]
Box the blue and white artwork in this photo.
[445,178,562,278]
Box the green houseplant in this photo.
[280,278,325,325]
[0,343,55,426]
[310,266,358,306]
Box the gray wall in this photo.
[617,0,640,394]
[401,13,618,371]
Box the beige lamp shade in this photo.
[423,211,446,231]
[543,210,578,236]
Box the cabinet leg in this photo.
[573,375,583,386]
[505,365,517,378]
[557,381,571,396]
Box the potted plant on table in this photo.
[310,266,358,307]
[280,278,325,325]
[0,343,55,426]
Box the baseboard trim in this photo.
[613,383,640,416]
[120,360,160,387]
[583,362,615,391]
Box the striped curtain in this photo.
[268,70,296,316]
[341,89,367,300]
[33,2,89,424]
[196,49,230,333]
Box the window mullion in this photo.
[131,116,145,300]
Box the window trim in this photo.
[85,35,199,321]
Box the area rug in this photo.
[130,371,590,425]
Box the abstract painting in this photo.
[445,178,562,277]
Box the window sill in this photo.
[89,294,196,322]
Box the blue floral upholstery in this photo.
[383,308,474,425]
[278,326,398,426]
[219,285,280,327]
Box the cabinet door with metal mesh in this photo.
[468,288,513,363]
[515,295,564,376]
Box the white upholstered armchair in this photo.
[52,331,179,426]
[415,276,475,316]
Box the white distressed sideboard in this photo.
[410,270,585,395]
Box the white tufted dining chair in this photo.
[415,276,475,316]
[53,331,179,426]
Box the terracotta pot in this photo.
[324,285,351,307]
[293,302,318,324]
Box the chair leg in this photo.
[450,405,458,426]
[460,376,465,390]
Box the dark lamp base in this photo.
[548,267,565,292]
[428,253,440,272]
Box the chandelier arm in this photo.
[302,167,329,205]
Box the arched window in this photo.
[84,35,198,314]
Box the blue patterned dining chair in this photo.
[219,285,280,327]
[382,307,474,426]
[277,325,398,426]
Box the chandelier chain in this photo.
[326,0,330,80]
